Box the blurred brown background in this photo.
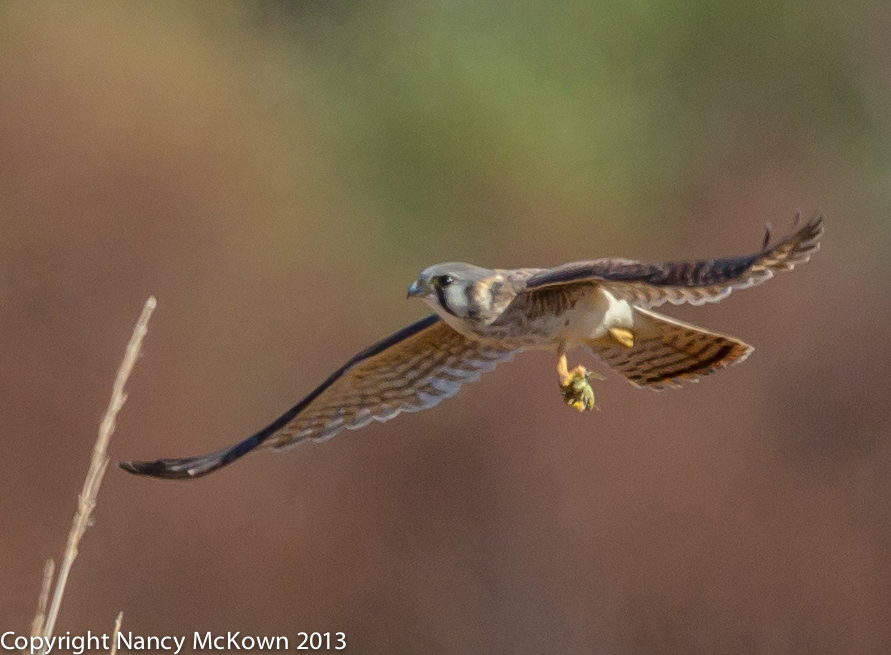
[1,1,889,653]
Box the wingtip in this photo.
[803,211,824,233]
[117,457,204,480]
[810,212,825,240]
[116,430,272,480]
[761,212,824,270]
[765,212,823,250]
[793,212,825,255]
[761,222,773,252]
[117,459,142,475]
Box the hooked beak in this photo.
[406,279,426,299]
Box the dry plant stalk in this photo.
[29,560,53,640]
[108,612,124,655]
[33,296,156,655]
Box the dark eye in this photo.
[435,274,454,288]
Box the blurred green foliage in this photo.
[5,0,882,265]
[251,0,890,259]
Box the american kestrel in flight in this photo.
[121,215,823,479]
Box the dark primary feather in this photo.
[527,255,755,289]
[119,315,439,479]
[524,214,823,307]
[119,314,517,480]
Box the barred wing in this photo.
[525,215,823,307]
[119,316,518,479]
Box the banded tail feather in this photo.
[590,307,753,389]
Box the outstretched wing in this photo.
[119,316,519,480]
[524,215,823,307]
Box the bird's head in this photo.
[407,262,498,323]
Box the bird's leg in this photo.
[608,327,635,348]
[557,344,600,412]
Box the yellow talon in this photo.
[559,367,600,412]
[609,327,635,348]
[557,348,602,412]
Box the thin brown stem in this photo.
[36,297,156,654]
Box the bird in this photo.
[120,215,823,480]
